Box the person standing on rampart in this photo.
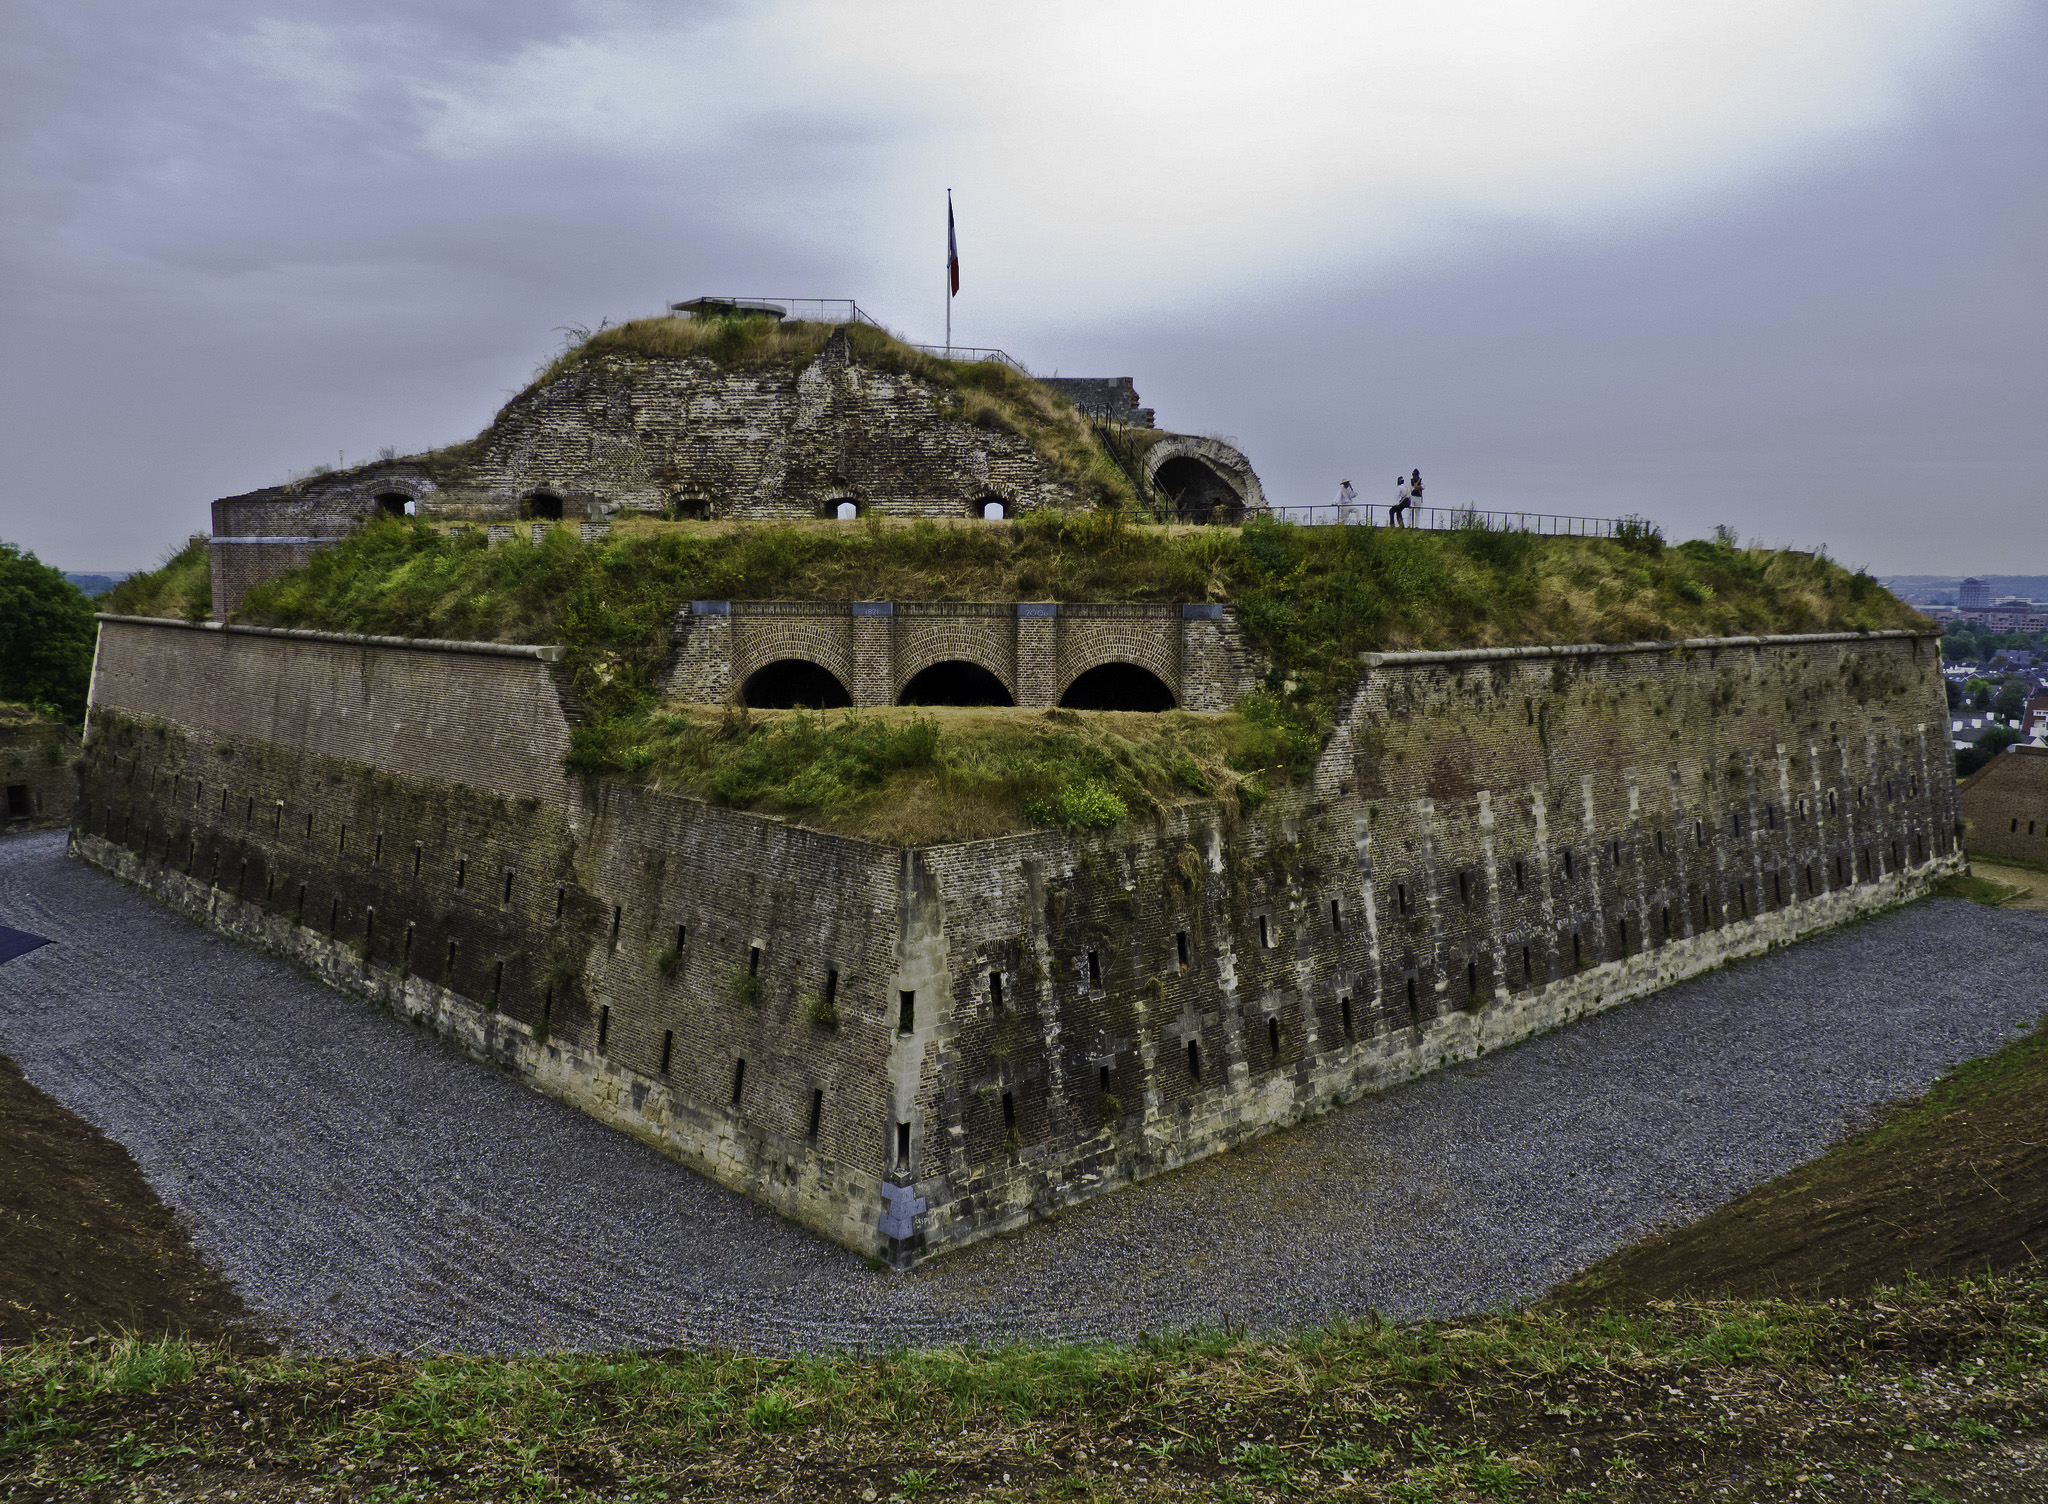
[1409,468,1424,521]
[1332,478,1359,525]
[1390,474,1412,526]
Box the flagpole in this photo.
[944,189,951,355]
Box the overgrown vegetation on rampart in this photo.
[104,514,1923,835]
[421,314,1136,507]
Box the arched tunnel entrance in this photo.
[899,661,1014,707]
[1059,663,1177,712]
[1153,457,1243,524]
[742,660,854,710]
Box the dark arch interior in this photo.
[742,659,853,710]
[374,493,412,517]
[523,493,564,521]
[1153,457,1242,523]
[1060,662,1176,712]
[899,661,1014,707]
[972,495,1008,520]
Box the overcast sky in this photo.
[3,0,2042,575]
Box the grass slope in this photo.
[4,1279,2044,1501]
[106,515,1922,838]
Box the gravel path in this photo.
[3,829,2044,1355]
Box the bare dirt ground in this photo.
[0,1051,268,1349]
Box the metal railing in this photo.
[1151,501,1643,537]
[904,343,1030,373]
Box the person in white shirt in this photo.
[1332,478,1359,525]
[1390,474,1412,526]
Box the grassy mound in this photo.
[99,538,210,623]
[103,514,1922,836]
[581,703,1311,845]
[422,314,1135,508]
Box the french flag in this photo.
[947,193,960,296]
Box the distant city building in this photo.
[1960,578,1992,610]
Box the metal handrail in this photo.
[667,297,1030,372]
[1151,502,1646,537]
[904,343,1030,373]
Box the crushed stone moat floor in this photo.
[4,829,2044,1355]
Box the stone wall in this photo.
[71,617,1960,1264]
[1,712,77,835]
[664,600,1263,710]
[1960,744,2048,865]
[1038,377,1155,429]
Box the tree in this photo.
[0,541,96,723]
[1956,724,2023,779]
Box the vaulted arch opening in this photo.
[374,493,415,518]
[1153,457,1242,523]
[973,496,1009,520]
[742,660,853,710]
[521,492,564,521]
[899,661,1014,707]
[1059,662,1176,712]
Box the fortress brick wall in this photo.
[70,618,1959,1263]
[664,600,1263,710]
[1960,744,2048,865]
[1,716,78,834]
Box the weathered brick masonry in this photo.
[1,710,78,835]
[664,600,1262,710]
[1959,743,2048,865]
[72,619,1959,1263]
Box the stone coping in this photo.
[1359,629,1938,669]
[94,615,566,662]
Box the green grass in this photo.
[100,537,211,622]
[581,702,1306,843]
[2,1277,2041,1500]
[106,512,1922,838]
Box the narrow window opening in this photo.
[1695,819,1704,846]
[1099,1063,1111,1093]
[1176,930,1189,969]
[1617,916,1627,952]
[825,967,840,1009]
[1267,1016,1280,1056]
[1661,903,1671,936]
[598,1005,610,1047]
[1256,916,1269,949]
[1340,995,1355,1039]
[1396,883,1409,915]
[676,923,688,954]
[1465,959,1478,993]
[1405,975,1418,1009]
[1001,1092,1016,1131]
[896,1120,911,1167]
[1515,859,1526,890]
[492,959,504,1001]
[305,812,313,839]
[1088,948,1102,984]
[1655,830,1665,855]
[338,824,346,853]
[1766,805,1777,830]
[1457,871,1469,906]
[402,923,413,972]
[610,905,623,942]
[1572,932,1583,967]
[444,938,458,977]
[1609,838,1620,864]
[660,1030,674,1073]
[898,990,916,1033]
[1330,898,1342,930]
[1522,944,1532,979]
[455,858,466,890]
[554,882,565,920]
[372,833,382,864]
[411,842,421,876]
[987,971,1002,1012]
[245,796,254,824]
[730,1057,745,1103]
[1738,883,1749,918]
[747,944,760,975]
[502,869,514,904]
[1186,1040,1202,1081]
[274,803,284,834]
[807,1089,823,1140]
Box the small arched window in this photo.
[523,492,564,521]
[833,500,859,521]
[374,492,414,518]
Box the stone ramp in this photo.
[3,828,2042,1354]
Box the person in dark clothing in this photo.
[1409,469,1424,517]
